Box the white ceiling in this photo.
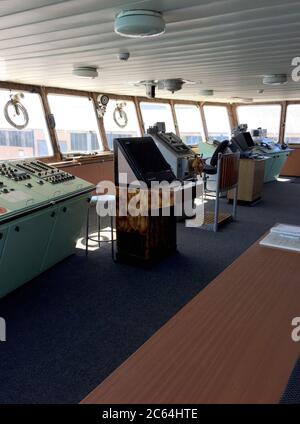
[1,0,300,102]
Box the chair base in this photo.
[201,211,232,231]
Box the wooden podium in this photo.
[116,187,177,265]
[228,158,266,204]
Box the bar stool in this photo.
[85,194,116,258]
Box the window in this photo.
[203,105,231,141]
[140,102,175,133]
[285,105,300,144]
[0,90,53,160]
[104,100,141,150]
[47,94,103,155]
[237,105,281,142]
[174,104,205,145]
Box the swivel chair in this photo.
[202,140,229,192]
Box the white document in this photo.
[260,223,300,253]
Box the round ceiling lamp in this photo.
[262,74,287,85]
[72,66,98,78]
[114,10,165,38]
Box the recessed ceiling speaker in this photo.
[114,10,165,38]
[117,52,130,61]
[200,89,214,96]
[72,66,98,78]
[263,74,287,85]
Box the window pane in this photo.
[0,90,53,160]
[237,105,281,142]
[48,94,103,154]
[104,100,141,150]
[174,104,205,145]
[285,105,300,144]
[203,105,231,141]
[140,102,175,133]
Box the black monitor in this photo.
[114,137,176,186]
[243,132,255,148]
[232,132,254,152]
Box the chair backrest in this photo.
[210,140,229,167]
[217,152,240,191]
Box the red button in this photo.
[0,207,7,215]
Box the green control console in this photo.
[0,160,95,298]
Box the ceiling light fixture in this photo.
[130,79,195,97]
[115,10,165,38]
[72,66,98,79]
[159,79,195,93]
[262,74,287,85]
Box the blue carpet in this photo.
[281,357,300,404]
[0,180,299,403]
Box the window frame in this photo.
[139,100,176,134]
[0,87,55,162]
[284,103,300,145]
[46,90,104,157]
[174,103,205,147]
[236,103,282,143]
[202,104,232,142]
[103,97,142,150]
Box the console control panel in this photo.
[0,159,94,220]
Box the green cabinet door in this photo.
[0,209,56,298]
[41,195,89,271]
[0,225,8,267]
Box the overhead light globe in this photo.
[161,79,184,93]
[72,66,98,78]
[263,74,287,85]
[114,10,165,38]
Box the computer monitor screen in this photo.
[124,138,171,173]
[232,133,249,152]
[243,132,255,148]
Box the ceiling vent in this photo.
[262,74,287,85]
[72,66,98,78]
[200,89,214,96]
[115,10,165,38]
[231,97,253,103]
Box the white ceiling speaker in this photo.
[115,10,165,38]
[200,89,214,96]
[72,66,98,78]
[262,74,287,85]
[117,52,130,61]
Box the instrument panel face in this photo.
[0,159,94,219]
[155,133,195,156]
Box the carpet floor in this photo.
[0,179,299,404]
